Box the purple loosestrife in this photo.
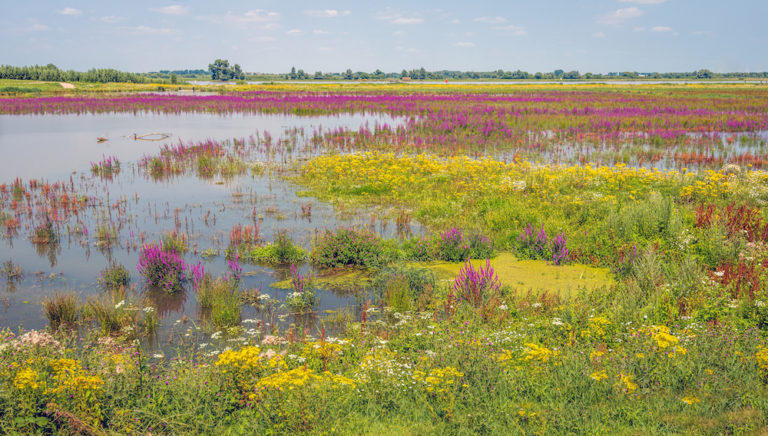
[190,262,205,291]
[287,263,316,312]
[453,259,501,307]
[137,242,188,293]
[227,254,242,282]
[437,227,471,262]
[550,232,569,265]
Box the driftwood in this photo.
[96,137,108,143]
[133,132,171,141]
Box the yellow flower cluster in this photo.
[302,341,344,363]
[679,171,732,201]
[257,367,321,391]
[299,152,677,206]
[648,326,687,358]
[756,346,768,373]
[413,366,465,393]
[46,358,104,395]
[681,396,701,405]
[616,373,638,394]
[215,346,263,373]
[520,343,560,364]
[589,369,608,382]
[581,316,611,339]
[13,367,41,390]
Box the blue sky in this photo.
[1,1,766,73]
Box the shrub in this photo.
[311,227,384,268]
[137,242,188,293]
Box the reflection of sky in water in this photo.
[0,111,401,180]
[0,112,418,347]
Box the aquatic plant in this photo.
[90,155,120,178]
[286,264,316,313]
[98,263,130,290]
[42,292,80,330]
[136,242,188,293]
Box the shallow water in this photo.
[0,111,419,347]
[0,112,398,180]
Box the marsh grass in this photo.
[42,292,79,330]
[98,263,130,290]
[196,274,241,327]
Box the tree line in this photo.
[0,64,150,84]
[283,67,768,81]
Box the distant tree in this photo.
[208,59,244,81]
[344,68,353,80]
[554,69,564,78]
[400,69,408,78]
[563,70,581,79]
[696,69,713,79]
[290,66,297,80]
[314,71,323,80]
[170,73,178,84]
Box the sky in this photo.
[1,1,766,74]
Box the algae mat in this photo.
[422,253,613,296]
[272,253,613,296]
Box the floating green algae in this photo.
[271,253,613,295]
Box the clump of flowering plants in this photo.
[452,259,501,307]
[137,242,188,293]
[517,223,570,265]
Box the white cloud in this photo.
[59,8,82,16]
[474,16,507,24]
[150,5,188,15]
[492,24,527,36]
[98,16,126,24]
[197,10,280,25]
[304,9,351,18]
[592,31,606,38]
[285,29,302,36]
[253,36,276,42]
[649,25,673,32]
[121,25,173,35]
[376,9,424,25]
[392,17,424,24]
[455,41,475,47]
[619,0,667,4]
[312,29,330,35]
[27,23,49,32]
[598,7,643,25]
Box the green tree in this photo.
[208,59,244,81]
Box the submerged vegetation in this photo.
[2,83,768,433]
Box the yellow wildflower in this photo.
[13,368,41,390]
[681,396,700,405]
